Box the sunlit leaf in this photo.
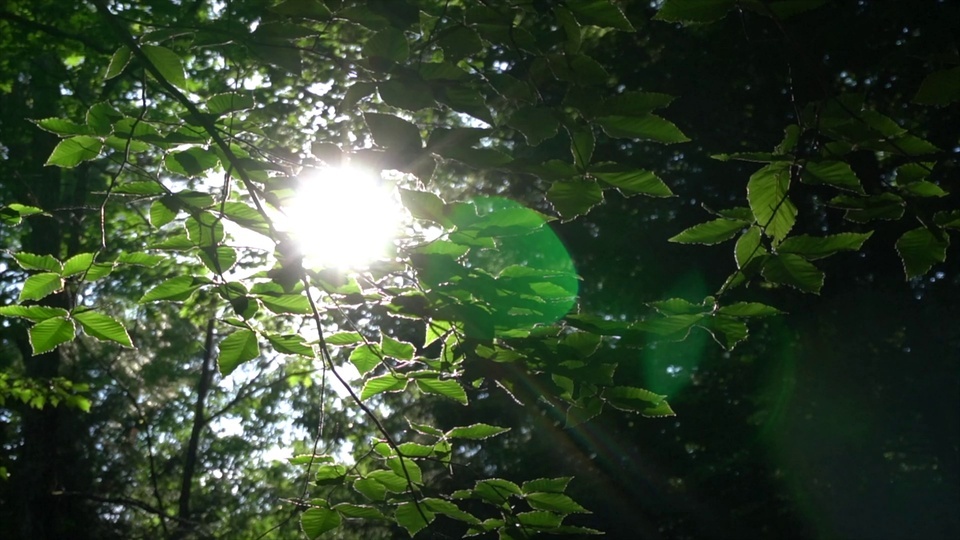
[394,502,435,536]
[73,309,133,348]
[0,305,69,322]
[445,423,510,440]
[19,273,64,302]
[669,218,748,245]
[28,316,76,355]
[218,329,260,375]
[525,492,589,514]
[547,180,603,220]
[748,162,796,243]
[777,232,873,260]
[300,507,341,539]
[416,377,468,404]
[349,344,382,375]
[139,275,208,303]
[360,374,407,401]
[761,253,824,293]
[14,253,62,273]
[46,136,103,168]
[802,160,864,193]
[141,44,187,90]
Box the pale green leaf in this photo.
[0,305,69,322]
[14,253,62,273]
[218,329,260,375]
[590,166,673,197]
[360,374,407,401]
[19,273,64,302]
[61,253,95,277]
[301,507,342,539]
[777,232,873,260]
[28,316,76,355]
[105,46,131,79]
[525,492,589,514]
[802,160,864,193]
[325,332,364,346]
[73,309,133,348]
[45,136,103,168]
[445,423,510,440]
[718,302,783,317]
[206,92,255,115]
[654,0,737,24]
[139,275,207,303]
[381,335,415,360]
[395,502,435,536]
[417,378,468,405]
[596,114,689,143]
[349,344,382,375]
[748,163,796,243]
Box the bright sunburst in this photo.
[282,167,402,269]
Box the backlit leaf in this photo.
[364,112,422,151]
[46,136,103,168]
[141,44,187,89]
[349,344,382,375]
[218,329,260,375]
[590,166,673,197]
[596,114,689,143]
[19,273,64,302]
[0,305,69,322]
[73,309,133,348]
[567,0,634,31]
[61,253,94,277]
[301,507,341,539]
[547,180,603,221]
[139,275,208,303]
[360,374,407,401]
[669,218,747,245]
[777,232,873,260]
[761,253,824,294]
[28,317,76,355]
[395,502,435,536]
[14,253,62,273]
[748,163,796,243]
[525,492,589,514]
[417,378,468,404]
[445,423,510,440]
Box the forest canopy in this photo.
[0,0,957,539]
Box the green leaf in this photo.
[547,180,604,220]
[602,386,668,412]
[777,232,873,260]
[900,181,948,198]
[61,253,95,277]
[718,302,783,317]
[14,253,62,273]
[139,275,207,303]
[802,160,864,193]
[568,125,595,169]
[73,309,133,348]
[28,317,76,355]
[895,227,949,279]
[363,27,408,64]
[86,102,123,136]
[669,218,748,245]
[596,114,689,143]
[117,252,164,266]
[701,314,749,350]
[218,329,260,375]
[748,163,796,243]
[602,91,675,115]
[567,0,635,31]
[399,189,446,224]
[270,0,332,20]
[473,478,522,504]
[19,273,64,302]
[422,498,480,524]
[934,210,960,230]
[445,423,510,440]
[360,374,407,401]
[206,92,255,115]
[33,118,94,136]
[417,378,468,405]
[395,502,435,536]
[45,136,103,168]
[150,198,178,227]
[829,193,905,223]
[105,46,131,79]
[914,66,960,105]
[507,106,559,146]
[654,0,737,24]
[525,492,589,514]
[364,112,422,151]
[366,469,409,492]
[521,477,573,494]
[266,333,314,356]
[378,78,436,111]
[735,225,767,274]
[141,44,187,90]
[0,203,44,226]
[590,166,673,197]
[516,511,563,528]
[349,344,382,375]
[0,305,69,322]
[353,478,387,501]
[333,503,386,520]
[300,507,342,539]
[257,292,311,315]
[381,335,415,360]
[315,464,348,485]
[761,253,824,294]
[165,147,219,176]
[325,332,364,346]
[439,26,483,61]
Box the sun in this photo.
[282,166,402,269]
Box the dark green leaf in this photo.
[654,0,738,24]
[914,66,960,105]
[547,180,604,221]
[896,227,949,278]
[602,91,675,115]
[439,26,483,61]
[218,329,260,375]
[507,106,558,146]
[381,335,414,360]
[596,114,689,143]
[363,28,408,64]
[590,165,673,197]
[567,0,635,31]
[105,46,131,79]
[206,92,255,115]
[521,477,573,494]
[270,0,332,20]
[761,253,824,294]
[900,181,948,198]
[28,317,76,355]
[378,78,435,111]
[165,147,219,176]
[718,302,783,317]
[141,44,187,90]
[828,193,905,223]
[364,112,422,151]
[802,160,864,193]
[33,118,94,136]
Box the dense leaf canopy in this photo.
[0,1,957,539]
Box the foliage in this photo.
[0,0,956,538]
